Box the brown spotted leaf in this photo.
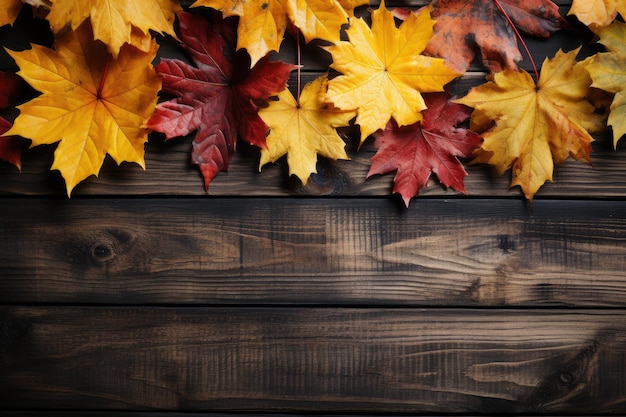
[425,0,567,73]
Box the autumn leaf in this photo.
[145,11,294,190]
[0,71,23,168]
[0,0,22,26]
[0,71,20,109]
[191,0,362,67]
[5,21,161,195]
[584,20,626,147]
[457,48,601,202]
[368,93,481,206]
[424,0,567,73]
[0,118,22,169]
[568,0,625,27]
[325,2,461,144]
[46,0,180,57]
[259,74,356,184]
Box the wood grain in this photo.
[2,198,625,306]
[1,307,624,412]
[1,133,622,198]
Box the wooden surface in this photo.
[1,1,626,415]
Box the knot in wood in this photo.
[90,242,115,263]
[64,228,134,267]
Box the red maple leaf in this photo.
[423,0,567,72]
[368,93,482,207]
[145,11,295,189]
[0,71,22,169]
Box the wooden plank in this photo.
[0,131,621,198]
[2,198,626,306]
[1,307,625,412]
[0,414,612,417]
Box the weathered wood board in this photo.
[1,307,625,412]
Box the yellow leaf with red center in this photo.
[5,21,161,195]
[259,75,356,184]
[457,48,601,202]
[47,0,180,57]
[325,2,461,143]
[191,0,356,67]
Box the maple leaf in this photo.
[0,118,22,169]
[191,0,358,67]
[424,0,567,73]
[145,11,295,190]
[456,48,601,202]
[259,74,356,184]
[568,0,625,27]
[5,21,161,195]
[46,0,180,57]
[325,2,461,144]
[584,21,626,147]
[368,93,481,207]
[0,0,22,26]
[0,71,23,168]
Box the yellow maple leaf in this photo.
[0,0,23,26]
[5,21,161,195]
[568,0,625,27]
[584,21,626,147]
[325,3,461,143]
[457,48,601,202]
[191,0,350,67]
[259,74,356,184]
[46,0,180,57]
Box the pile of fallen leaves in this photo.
[0,0,624,204]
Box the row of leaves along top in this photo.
[0,0,624,204]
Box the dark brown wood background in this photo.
[1,0,625,415]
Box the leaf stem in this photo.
[493,0,539,80]
[296,27,301,107]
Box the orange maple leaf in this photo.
[5,21,161,195]
[457,48,602,202]
[425,0,566,73]
[46,0,180,57]
[0,0,22,26]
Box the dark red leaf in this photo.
[0,71,22,168]
[145,11,295,189]
[368,93,482,207]
[0,71,21,109]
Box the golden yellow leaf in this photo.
[259,74,355,184]
[568,0,625,27]
[325,3,461,143]
[47,0,180,57]
[336,0,368,17]
[0,0,23,26]
[5,21,161,195]
[457,48,600,202]
[584,20,626,146]
[191,0,349,67]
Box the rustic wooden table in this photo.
[1,0,625,415]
